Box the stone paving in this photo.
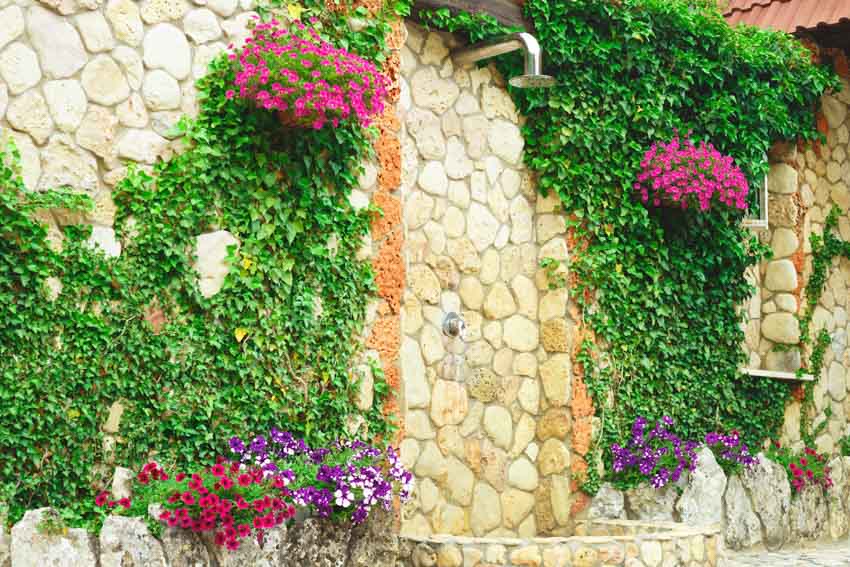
[721,543,850,566]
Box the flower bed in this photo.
[768,442,833,493]
[610,417,756,489]
[95,431,411,552]
[228,429,413,523]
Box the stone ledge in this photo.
[399,519,721,566]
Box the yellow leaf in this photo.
[67,409,80,420]
[287,3,304,20]
[234,327,249,343]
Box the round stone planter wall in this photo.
[399,519,721,567]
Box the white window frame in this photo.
[741,172,768,230]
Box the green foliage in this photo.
[417,7,522,41]
[0,7,397,527]
[538,257,566,290]
[422,0,836,491]
[35,508,69,537]
[798,206,850,442]
[840,433,850,457]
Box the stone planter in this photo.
[2,506,398,567]
[399,519,721,567]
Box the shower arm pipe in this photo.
[451,32,545,76]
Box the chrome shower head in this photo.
[452,32,556,89]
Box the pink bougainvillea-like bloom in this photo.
[229,18,389,129]
[633,132,750,213]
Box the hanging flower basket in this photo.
[633,133,750,213]
[227,18,389,130]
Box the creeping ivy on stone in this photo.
[420,0,838,493]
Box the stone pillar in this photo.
[397,24,574,537]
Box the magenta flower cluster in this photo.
[229,429,413,524]
[227,17,388,130]
[633,133,749,212]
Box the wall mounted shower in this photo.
[451,32,556,89]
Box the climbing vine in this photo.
[797,206,850,443]
[421,0,837,490]
[0,1,407,527]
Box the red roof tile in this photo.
[723,0,850,33]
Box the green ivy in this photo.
[797,206,850,443]
[417,7,522,40]
[419,0,836,491]
[0,3,405,527]
[840,432,850,457]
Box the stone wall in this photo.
[0,505,399,567]
[397,25,577,538]
[9,0,850,549]
[590,449,850,552]
[0,0,408,464]
[743,77,850,455]
[399,520,721,567]
[0,0,259,247]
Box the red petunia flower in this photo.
[94,492,109,507]
[188,475,203,491]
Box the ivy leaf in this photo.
[286,3,304,20]
[234,328,249,343]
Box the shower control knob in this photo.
[442,312,466,339]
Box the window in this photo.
[741,172,768,230]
